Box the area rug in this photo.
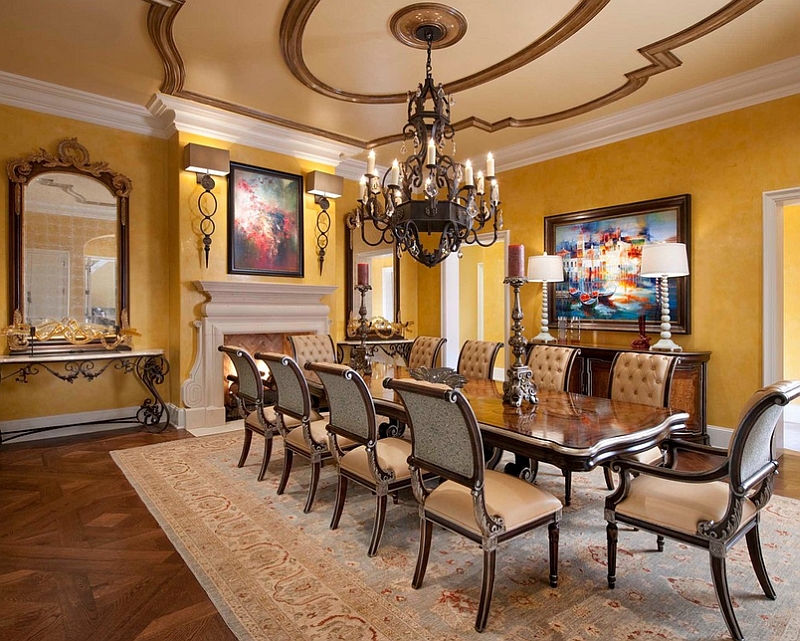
[112,433,800,640]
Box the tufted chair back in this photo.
[288,334,337,379]
[608,351,678,408]
[527,345,579,392]
[456,340,504,381]
[407,336,447,369]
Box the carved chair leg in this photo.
[257,435,273,481]
[412,516,433,589]
[238,428,253,468]
[746,522,776,599]
[563,470,573,506]
[710,553,743,641]
[656,535,665,552]
[530,458,539,481]
[391,491,399,505]
[603,466,614,490]
[330,475,348,530]
[277,449,293,495]
[368,494,388,557]
[304,460,322,513]
[606,522,618,589]
[484,445,502,469]
[548,520,560,588]
[475,547,497,632]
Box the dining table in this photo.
[307,363,689,505]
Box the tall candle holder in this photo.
[502,276,538,407]
[351,284,373,375]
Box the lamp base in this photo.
[650,338,683,352]
[531,331,557,343]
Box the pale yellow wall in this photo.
[0,103,170,420]
[784,204,800,381]
[458,242,505,344]
[498,94,800,429]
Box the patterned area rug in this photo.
[112,433,800,640]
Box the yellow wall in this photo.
[784,204,800,382]
[458,242,506,344]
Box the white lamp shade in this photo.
[640,243,689,277]
[527,254,564,282]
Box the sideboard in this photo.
[546,343,711,443]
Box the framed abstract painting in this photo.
[544,194,691,334]
[228,162,304,277]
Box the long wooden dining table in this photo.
[307,364,689,505]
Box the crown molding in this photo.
[148,93,362,167]
[0,70,169,137]
[497,54,800,172]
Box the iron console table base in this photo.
[0,349,170,444]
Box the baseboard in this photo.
[785,404,800,423]
[707,424,732,448]
[170,404,227,430]
[1,406,144,444]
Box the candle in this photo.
[476,171,485,195]
[359,175,368,201]
[508,244,525,278]
[390,159,400,186]
[491,179,499,203]
[357,262,370,286]
[464,159,474,186]
[486,152,495,177]
[426,139,436,166]
[366,149,376,176]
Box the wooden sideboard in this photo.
[545,343,711,443]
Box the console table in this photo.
[336,339,414,366]
[0,348,170,444]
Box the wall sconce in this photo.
[183,143,231,267]
[306,170,343,274]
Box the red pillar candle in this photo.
[508,244,525,278]
[357,262,370,286]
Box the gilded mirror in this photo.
[6,139,132,352]
[344,211,404,339]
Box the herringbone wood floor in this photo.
[1,426,799,640]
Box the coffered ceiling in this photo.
[0,0,798,171]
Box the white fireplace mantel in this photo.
[176,280,337,429]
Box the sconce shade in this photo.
[307,170,344,198]
[527,254,564,283]
[183,143,230,176]
[640,243,689,277]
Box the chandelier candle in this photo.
[357,262,370,287]
[508,244,526,278]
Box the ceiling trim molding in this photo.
[148,93,362,166]
[497,54,800,172]
[0,70,168,137]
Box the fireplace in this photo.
[176,281,336,429]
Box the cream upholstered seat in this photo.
[603,351,679,489]
[456,340,503,380]
[308,362,416,556]
[218,345,285,481]
[605,380,800,641]
[407,336,447,369]
[386,377,561,633]
[256,351,355,513]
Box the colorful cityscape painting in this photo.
[544,195,690,333]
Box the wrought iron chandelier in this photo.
[349,24,502,268]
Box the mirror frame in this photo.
[344,212,402,339]
[7,138,132,352]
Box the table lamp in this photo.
[640,243,689,352]
[527,253,564,343]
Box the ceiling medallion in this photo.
[389,3,468,50]
[349,25,501,268]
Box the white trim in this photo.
[497,55,800,172]
[0,405,145,443]
[707,424,732,449]
[441,254,460,368]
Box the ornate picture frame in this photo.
[544,194,691,334]
[228,162,304,277]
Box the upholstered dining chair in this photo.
[407,336,447,369]
[605,380,800,641]
[386,377,562,632]
[308,362,416,557]
[218,345,281,481]
[288,333,337,374]
[456,340,504,381]
[256,351,356,513]
[603,351,680,489]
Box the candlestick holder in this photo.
[502,276,538,407]
[351,284,372,375]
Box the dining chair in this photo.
[308,362,416,556]
[218,345,281,481]
[386,377,562,632]
[456,340,504,381]
[255,351,356,513]
[287,333,337,374]
[407,336,447,369]
[605,380,800,641]
[603,351,680,489]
